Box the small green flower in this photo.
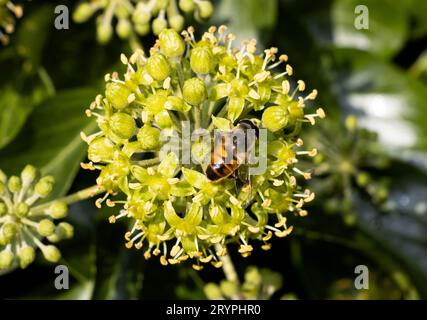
[159,28,185,58]
[204,266,283,300]
[190,46,216,75]
[183,77,207,105]
[0,0,23,46]
[105,82,132,110]
[0,166,71,270]
[146,53,171,81]
[137,125,161,150]
[73,0,214,44]
[306,115,390,225]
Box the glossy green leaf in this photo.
[354,162,427,297]
[331,0,410,59]
[15,4,53,68]
[213,0,278,40]
[331,49,427,157]
[0,88,98,201]
[0,87,33,149]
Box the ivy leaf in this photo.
[0,87,33,149]
[213,0,278,41]
[331,49,427,166]
[354,162,427,297]
[0,88,98,200]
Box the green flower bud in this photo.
[116,18,132,39]
[345,115,358,131]
[88,137,116,163]
[156,0,170,10]
[220,280,239,298]
[197,1,213,19]
[152,17,167,35]
[154,110,173,128]
[97,22,113,44]
[159,28,185,57]
[356,172,370,187]
[0,202,7,217]
[133,4,151,24]
[48,201,68,219]
[0,182,4,194]
[48,222,74,242]
[0,249,14,269]
[37,219,55,237]
[165,96,190,113]
[137,125,161,150]
[35,176,55,197]
[15,202,29,218]
[146,93,167,115]
[179,0,195,12]
[2,222,17,242]
[183,77,207,105]
[109,112,136,139]
[115,3,129,18]
[262,106,288,132]
[42,245,61,263]
[73,3,94,23]
[56,222,74,239]
[146,53,171,81]
[17,246,35,269]
[0,234,8,246]
[0,169,6,183]
[105,82,132,110]
[190,46,215,74]
[21,164,38,185]
[204,283,223,299]
[135,23,150,36]
[8,175,21,193]
[169,15,184,31]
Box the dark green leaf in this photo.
[331,0,410,59]
[0,88,98,200]
[331,49,427,160]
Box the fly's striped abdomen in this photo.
[205,119,258,182]
[206,142,239,181]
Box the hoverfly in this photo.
[206,119,259,183]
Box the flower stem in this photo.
[31,185,103,214]
[215,244,239,283]
[194,106,201,129]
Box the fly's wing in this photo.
[237,164,250,184]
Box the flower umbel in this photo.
[82,26,324,270]
[204,266,283,300]
[0,166,72,270]
[73,0,214,44]
[0,0,23,46]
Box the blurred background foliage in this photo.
[0,0,427,299]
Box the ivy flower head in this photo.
[73,0,214,44]
[82,26,325,270]
[0,166,72,270]
[307,115,390,225]
[0,0,23,45]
